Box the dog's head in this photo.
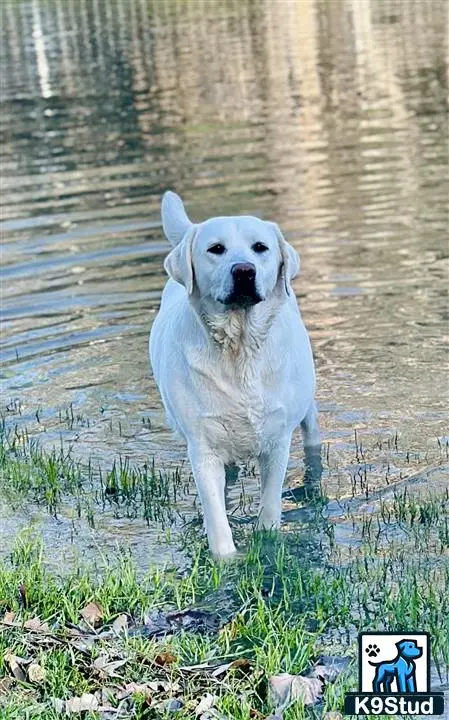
[161,191,299,311]
[396,640,423,660]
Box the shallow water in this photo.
[1,0,448,562]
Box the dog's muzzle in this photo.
[223,262,263,307]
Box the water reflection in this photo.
[1,0,448,562]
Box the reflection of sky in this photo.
[1,0,448,496]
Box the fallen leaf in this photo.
[4,648,29,682]
[288,675,323,706]
[268,655,350,713]
[2,611,16,625]
[323,713,344,720]
[52,698,65,713]
[65,693,99,713]
[268,672,323,712]
[154,651,177,666]
[93,654,127,678]
[28,662,47,683]
[0,677,13,696]
[116,682,153,700]
[111,613,128,634]
[80,602,103,628]
[196,693,217,716]
[116,680,179,700]
[24,617,50,633]
[155,698,185,712]
[134,607,224,639]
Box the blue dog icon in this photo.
[369,639,423,693]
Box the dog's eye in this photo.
[208,243,226,255]
[252,242,268,253]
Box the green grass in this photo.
[0,420,448,718]
[0,525,447,718]
[0,421,188,527]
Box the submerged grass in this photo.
[0,421,188,527]
[0,418,448,718]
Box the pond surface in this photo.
[1,0,448,564]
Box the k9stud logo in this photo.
[344,632,445,715]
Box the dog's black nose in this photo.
[231,262,256,281]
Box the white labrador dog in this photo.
[150,192,320,559]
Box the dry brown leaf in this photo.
[4,648,29,682]
[0,677,13,696]
[2,611,16,625]
[269,672,323,712]
[154,651,177,666]
[116,682,153,700]
[65,692,100,713]
[93,654,127,678]
[80,601,104,628]
[288,675,323,706]
[116,680,178,700]
[24,617,50,633]
[28,662,47,684]
[111,613,128,634]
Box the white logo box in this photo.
[360,632,429,693]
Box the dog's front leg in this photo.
[257,436,292,530]
[188,447,236,560]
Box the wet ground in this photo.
[1,0,448,563]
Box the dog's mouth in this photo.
[219,285,265,309]
[221,290,264,308]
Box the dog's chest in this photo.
[200,359,284,460]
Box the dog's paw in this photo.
[365,644,380,658]
[210,540,237,562]
[255,511,281,532]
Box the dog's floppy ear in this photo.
[163,225,197,294]
[265,221,300,295]
[161,191,192,248]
